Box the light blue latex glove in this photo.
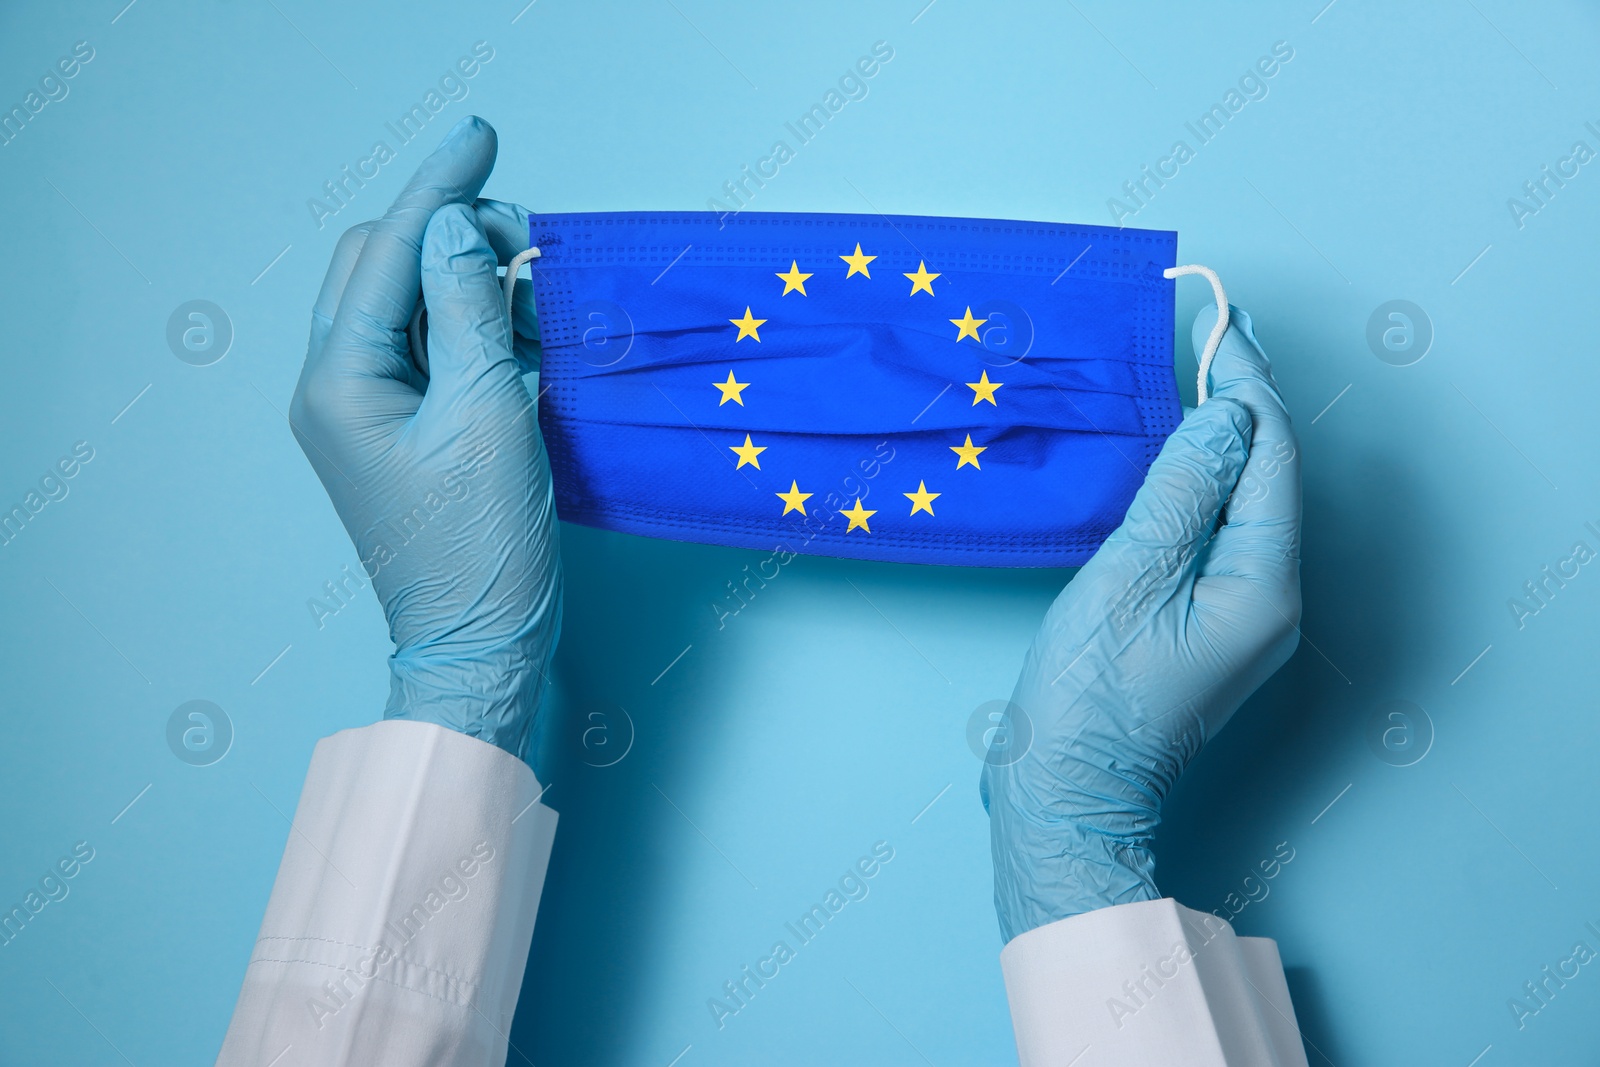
[981,304,1301,943]
[290,116,561,763]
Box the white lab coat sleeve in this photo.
[999,898,1310,1067]
[216,719,558,1067]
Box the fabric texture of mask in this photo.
[526,211,1181,568]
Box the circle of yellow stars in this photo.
[708,244,1003,533]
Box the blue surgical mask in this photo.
[490,210,1224,568]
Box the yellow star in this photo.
[730,433,766,469]
[951,434,986,469]
[967,370,1003,406]
[841,498,877,532]
[840,243,876,278]
[729,307,766,342]
[903,261,940,296]
[950,306,987,342]
[776,261,812,296]
[713,370,749,406]
[776,480,812,516]
[904,481,940,516]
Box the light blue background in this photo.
[2,1,1597,1064]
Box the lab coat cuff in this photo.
[999,897,1308,1067]
[217,719,558,1067]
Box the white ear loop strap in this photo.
[1162,264,1228,405]
[504,246,541,328]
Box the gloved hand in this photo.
[981,304,1301,943]
[290,115,561,763]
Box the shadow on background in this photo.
[511,441,1436,1062]
[1155,447,1435,1065]
[1283,967,1345,1067]
[509,521,1069,1065]
[510,525,727,1067]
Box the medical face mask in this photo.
[498,211,1226,568]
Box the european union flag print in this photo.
[528,211,1181,568]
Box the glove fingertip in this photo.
[1194,305,1274,379]
[1180,393,1252,454]
[438,114,497,161]
[474,199,535,264]
[423,202,495,273]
